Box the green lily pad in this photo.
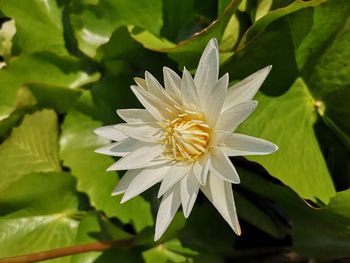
[238,78,335,203]
[0,110,61,192]
[70,0,163,57]
[0,0,68,55]
[59,109,153,232]
[240,168,350,259]
[0,53,99,122]
[0,172,82,261]
[142,239,198,263]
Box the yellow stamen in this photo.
[159,110,210,162]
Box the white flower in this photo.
[94,38,278,241]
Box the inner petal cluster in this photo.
[159,110,210,162]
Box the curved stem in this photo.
[0,238,135,263]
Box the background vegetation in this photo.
[0,0,349,262]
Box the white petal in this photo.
[131,85,176,121]
[95,138,150,157]
[204,73,228,126]
[134,77,147,90]
[114,122,162,143]
[194,38,219,99]
[210,147,240,184]
[112,169,141,195]
[121,165,170,203]
[180,172,200,218]
[210,130,231,147]
[216,101,257,132]
[192,155,210,185]
[145,71,178,106]
[158,164,192,197]
[222,65,272,111]
[155,184,181,241]
[163,67,182,102]
[117,109,155,123]
[107,144,166,171]
[94,125,128,141]
[181,68,199,109]
[220,133,278,156]
[201,173,241,235]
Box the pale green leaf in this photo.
[0,172,82,262]
[59,109,154,232]
[0,110,61,192]
[0,0,68,55]
[237,78,335,203]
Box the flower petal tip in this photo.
[208,38,219,50]
[120,195,129,204]
[183,209,191,219]
[154,234,161,242]
[272,143,279,152]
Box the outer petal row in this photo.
[220,133,278,156]
[222,65,272,111]
[201,173,241,235]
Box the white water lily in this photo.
[94,38,278,241]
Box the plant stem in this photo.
[0,238,135,263]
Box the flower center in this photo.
[159,111,210,162]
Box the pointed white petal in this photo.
[216,101,257,132]
[194,38,219,98]
[210,130,231,147]
[204,73,228,126]
[114,122,162,143]
[107,144,166,171]
[220,133,278,156]
[180,172,200,218]
[181,68,199,109]
[121,165,170,203]
[193,155,210,185]
[117,109,155,123]
[94,125,128,141]
[112,169,141,195]
[222,66,272,111]
[145,71,178,105]
[131,85,176,121]
[201,173,241,235]
[158,164,192,197]
[210,147,240,184]
[155,184,181,241]
[163,67,182,102]
[95,138,150,157]
[134,77,147,90]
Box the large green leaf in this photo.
[237,0,325,49]
[237,78,335,203]
[128,0,243,69]
[0,19,16,63]
[0,0,67,55]
[59,109,153,232]
[0,110,61,192]
[0,172,82,261]
[0,53,99,122]
[235,191,285,238]
[221,0,346,203]
[71,212,135,263]
[70,0,163,57]
[239,168,350,259]
[291,0,350,149]
[142,239,198,263]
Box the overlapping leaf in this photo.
[0,172,82,261]
[59,109,153,232]
[240,168,350,259]
[0,110,61,192]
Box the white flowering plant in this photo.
[0,0,349,262]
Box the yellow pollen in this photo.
[159,112,210,162]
